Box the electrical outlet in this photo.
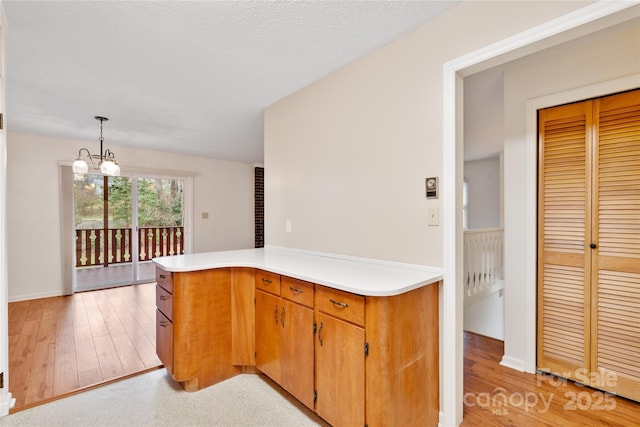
[285,220,292,233]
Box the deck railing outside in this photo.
[75,226,184,268]
[463,227,504,296]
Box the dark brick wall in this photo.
[255,167,264,248]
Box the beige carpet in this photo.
[0,370,328,426]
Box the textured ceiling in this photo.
[4,1,461,164]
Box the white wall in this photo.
[264,1,588,266]
[502,17,640,371]
[464,157,501,229]
[464,287,504,340]
[7,132,255,301]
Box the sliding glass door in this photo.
[73,174,184,291]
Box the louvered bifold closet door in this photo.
[591,89,640,401]
[537,102,592,381]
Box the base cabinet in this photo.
[255,290,282,383]
[315,312,365,427]
[155,267,239,391]
[157,265,440,426]
[255,273,315,410]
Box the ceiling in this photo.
[4,0,461,164]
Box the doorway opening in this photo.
[73,174,185,291]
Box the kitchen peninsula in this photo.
[153,247,442,426]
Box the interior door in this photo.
[537,101,592,381]
[590,90,640,401]
[538,89,640,402]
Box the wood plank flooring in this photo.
[8,283,161,412]
[462,332,640,426]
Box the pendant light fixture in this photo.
[72,116,120,177]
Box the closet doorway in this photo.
[537,88,640,401]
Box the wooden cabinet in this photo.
[255,289,282,383]
[155,266,239,392]
[315,285,366,426]
[280,278,315,409]
[155,271,174,373]
[156,263,440,425]
[255,274,315,410]
[231,267,256,367]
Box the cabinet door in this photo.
[156,309,173,374]
[315,312,365,427]
[255,290,281,383]
[281,299,314,409]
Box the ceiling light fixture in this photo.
[72,116,120,177]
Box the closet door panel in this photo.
[537,102,592,378]
[592,89,640,401]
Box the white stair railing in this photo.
[463,228,504,297]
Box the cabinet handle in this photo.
[159,295,169,301]
[274,304,279,325]
[289,286,304,294]
[281,306,285,328]
[318,321,324,346]
[262,278,272,285]
[330,298,349,308]
[159,320,168,328]
[159,274,166,279]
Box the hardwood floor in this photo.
[462,332,640,426]
[8,283,161,412]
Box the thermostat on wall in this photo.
[426,177,438,199]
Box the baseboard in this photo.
[8,290,63,303]
[500,354,526,372]
[0,391,16,416]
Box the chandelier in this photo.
[72,116,120,177]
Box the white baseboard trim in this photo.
[500,354,526,372]
[0,391,16,416]
[9,290,63,303]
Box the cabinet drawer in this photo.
[156,309,173,373]
[316,285,365,327]
[255,270,281,296]
[281,276,314,308]
[156,284,173,320]
[156,268,173,293]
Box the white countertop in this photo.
[152,246,442,297]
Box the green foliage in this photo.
[74,175,183,229]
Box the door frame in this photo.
[71,172,192,291]
[442,3,637,426]
[62,167,194,293]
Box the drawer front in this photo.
[156,284,173,321]
[281,276,314,308]
[156,268,173,293]
[255,270,281,296]
[316,285,365,327]
[156,309,173,373]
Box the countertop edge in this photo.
[152,248,443,297]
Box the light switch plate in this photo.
[428,208,439,226]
